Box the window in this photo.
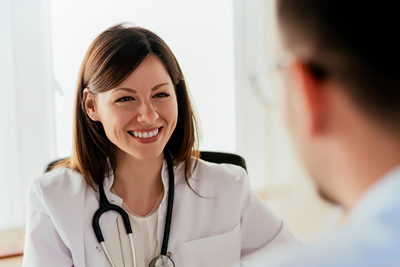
[0,0,56,231]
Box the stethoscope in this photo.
[92,152,175,267]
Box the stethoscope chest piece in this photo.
[149,255,175,267]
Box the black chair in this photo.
[200,151,247,172]
[45,151,247,173]
[45,158,68,173]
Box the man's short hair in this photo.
[277,0,400,128]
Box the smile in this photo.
[128,127,161,139]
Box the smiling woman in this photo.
[51,25,199,190]
[22,24,302,267]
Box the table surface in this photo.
[0,256,22,267]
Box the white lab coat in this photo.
[22,159,301,267]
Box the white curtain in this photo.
[0,0,56,230]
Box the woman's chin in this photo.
[126,149,165,162]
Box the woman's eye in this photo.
[154,92,170,98]
[116,96,134,102]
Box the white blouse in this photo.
[105,191,164,267]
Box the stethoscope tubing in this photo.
[100,232,137,267]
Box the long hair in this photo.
[53,23,200,189]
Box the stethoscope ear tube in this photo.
[160,151,174,256]
[92,208,106,243]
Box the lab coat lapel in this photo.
[50,170,87,267]
[83,183,105,267]
[99,172,123,242]
[82,174,121,267]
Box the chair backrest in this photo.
[200,151,247,172]
[45,158,67,173]
[45,151,247,173]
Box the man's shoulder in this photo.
[266,217,400,267]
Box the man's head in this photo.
[275,0,400,208]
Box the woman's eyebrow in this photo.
[111,87,136,94]
[152,83,172,91]
[111,83,171,94]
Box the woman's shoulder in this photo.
[27,167,94,219]
[190,158,249,187]
[30,167,89,199]
[194,158,247,176]
[174,158,251,205]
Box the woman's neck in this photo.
[112,151,165,216]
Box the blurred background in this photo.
[0,0,343,265]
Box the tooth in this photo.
[134,131,138,137]
[154,129,158,135]
[149,131,154,138]
[143,132,149,138]
[138,132,143,138]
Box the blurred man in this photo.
[267,1,400,266]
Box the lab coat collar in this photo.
[102,158,172,205]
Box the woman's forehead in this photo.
[116,55,172,88]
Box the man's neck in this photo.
[335,124,400,211]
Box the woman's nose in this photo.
[137,102,159,123]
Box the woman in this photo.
[22,24,301,267]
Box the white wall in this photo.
[234,0,277,189]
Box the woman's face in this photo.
[88,54,178,161]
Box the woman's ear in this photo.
[83,88,98,121]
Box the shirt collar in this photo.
[348,164,400,222]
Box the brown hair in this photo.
[53,23,200,189]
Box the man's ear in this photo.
[83,88,98,121]
[289,60,328,136]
